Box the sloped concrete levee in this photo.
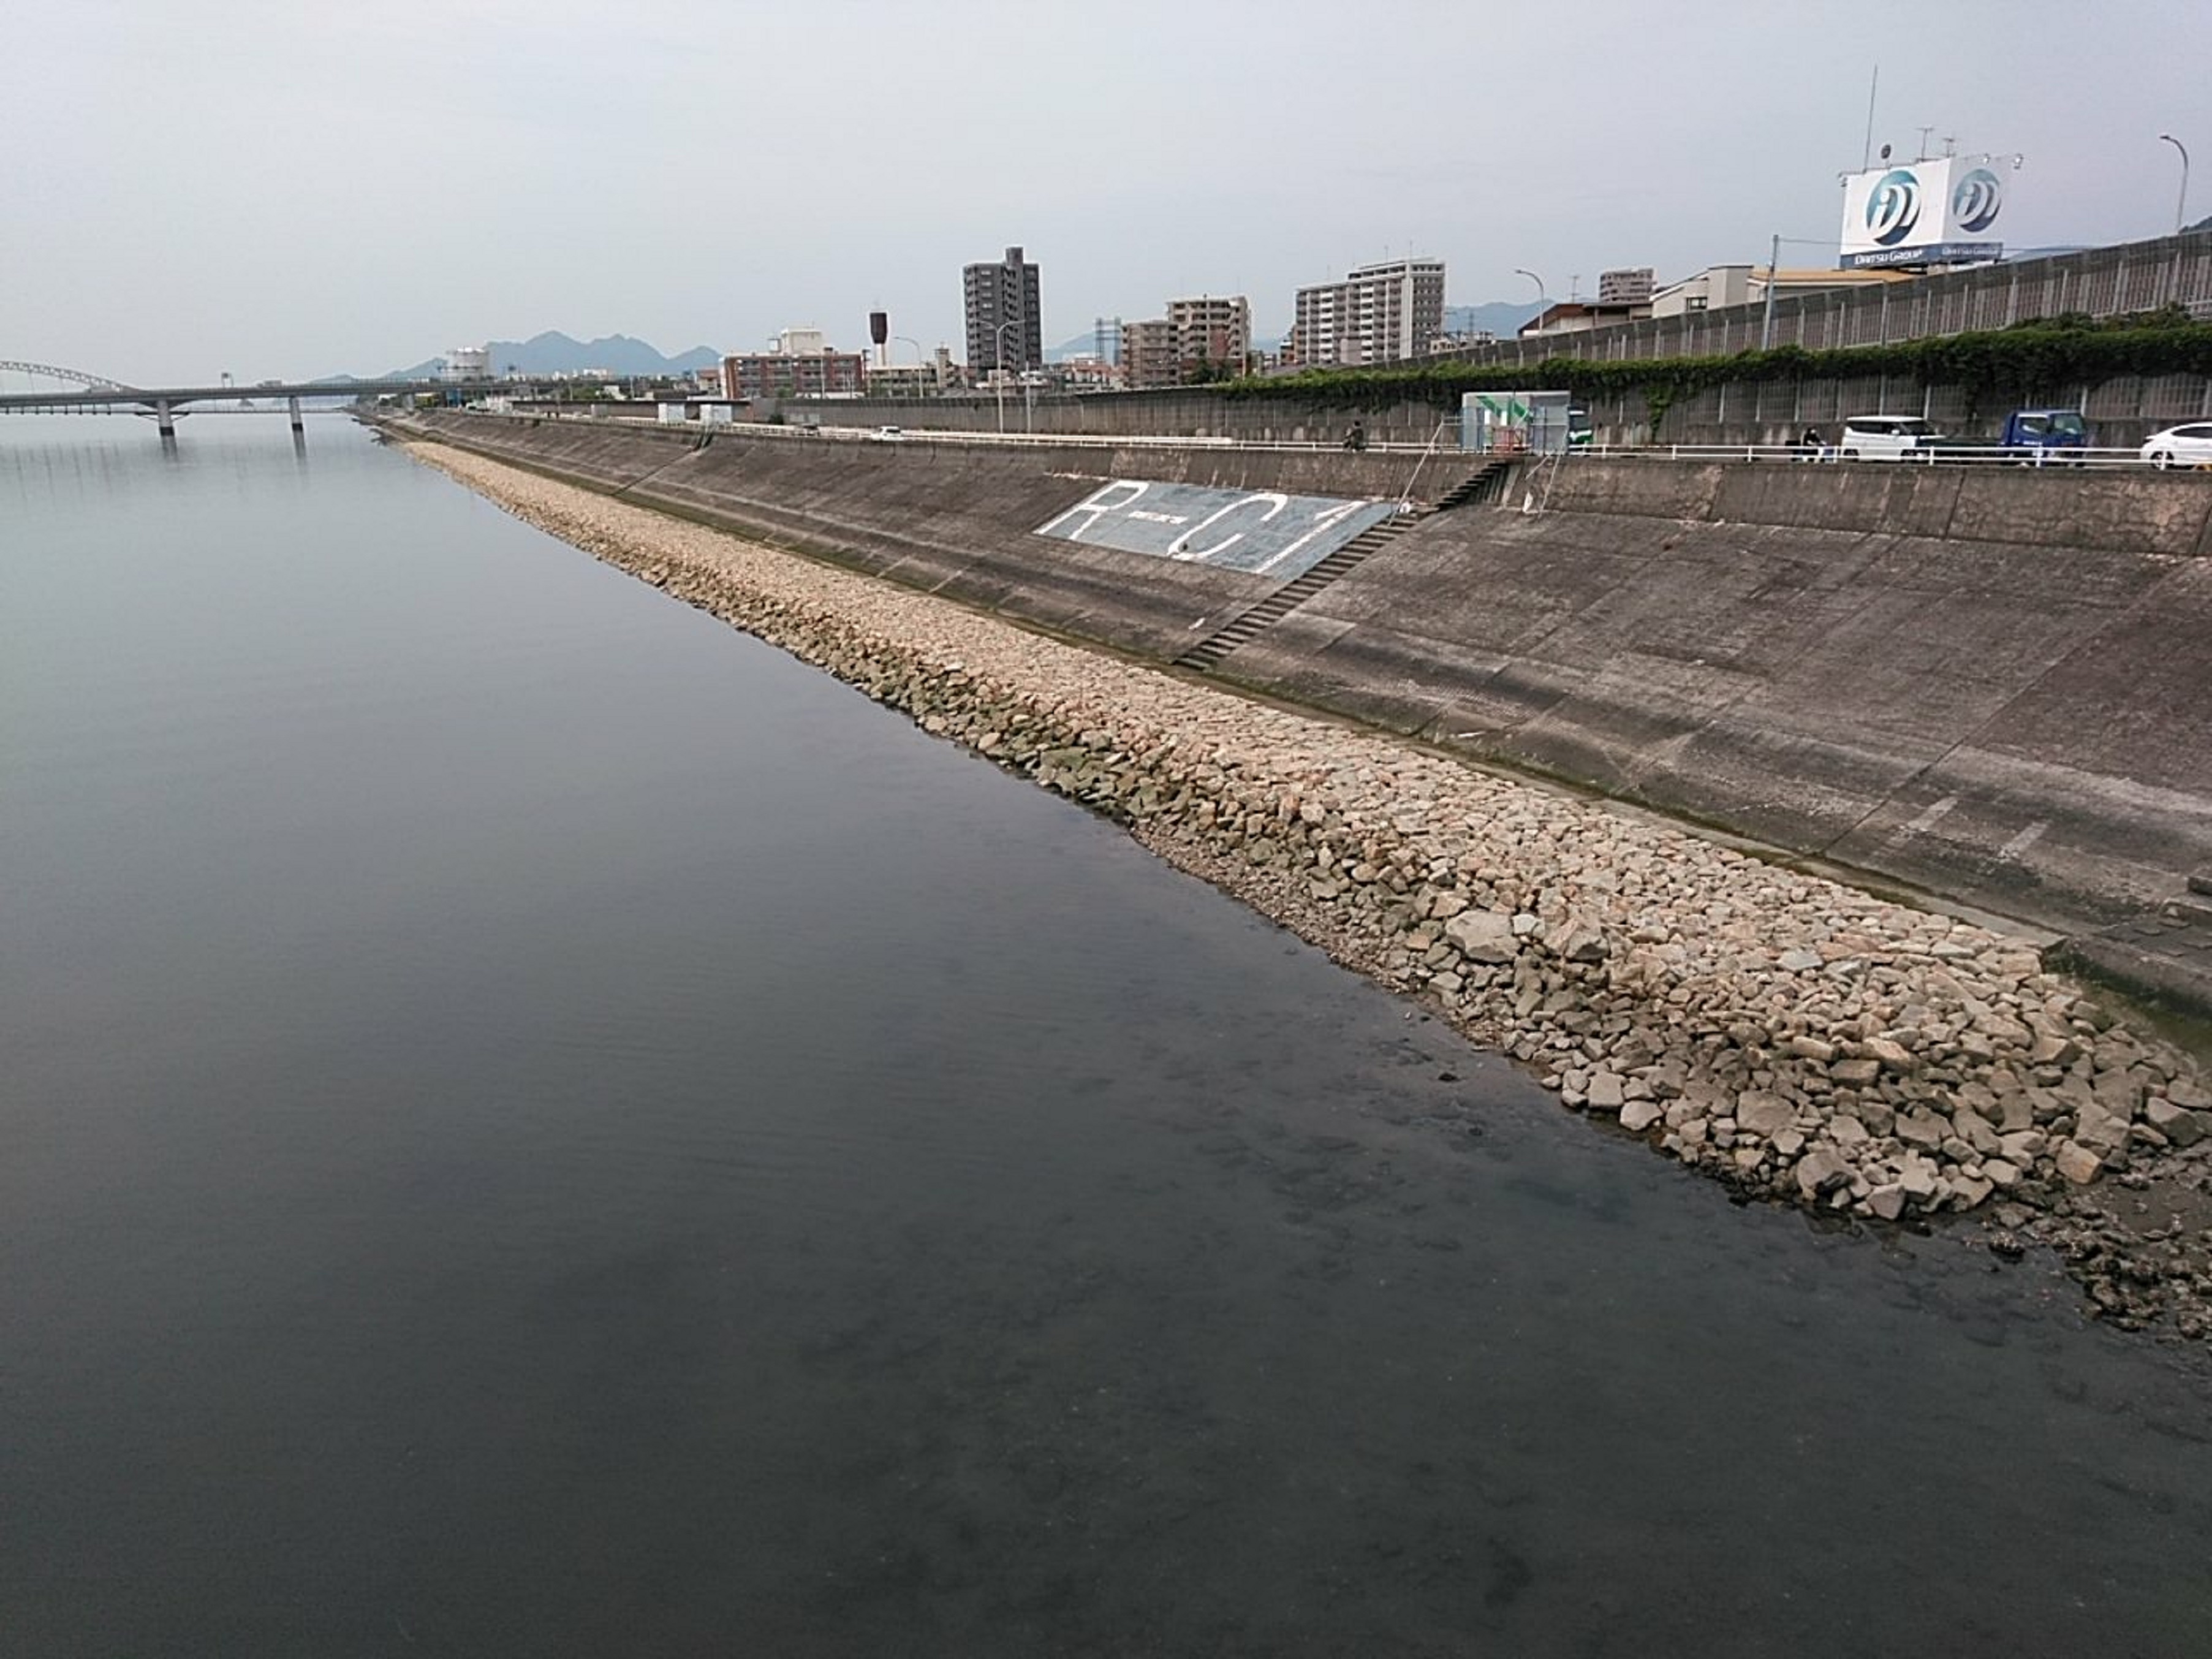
[384,413,2212,940]
[394,414,1444,662]
[1218,460,2212,933]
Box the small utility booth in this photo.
[1461,390,1574,455]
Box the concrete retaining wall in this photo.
[388,413,2212,930]
[762,378,2211,450]
[394,414,1455,662]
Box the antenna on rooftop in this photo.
[1860,65,1879,171]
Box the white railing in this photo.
[1576,442,2191,470]
[435,409,2208,471]
[458,406,1440,454]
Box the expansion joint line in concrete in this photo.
[607,446,704,502]
[1817,568,2185,892]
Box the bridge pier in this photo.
[154,398,175,439]
[287,395,303,435]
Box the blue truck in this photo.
[1999,408,2088,463]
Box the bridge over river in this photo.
[0,361,501,437]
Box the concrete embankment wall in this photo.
[389,414,1437,659]
[388,412,2212,930]
[1224,460,2212,927]
[770,381,2206,450]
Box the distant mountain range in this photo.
[1443,302,1543,338]
[382,331,721,380]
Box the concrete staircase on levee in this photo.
[1171,457,1512,674]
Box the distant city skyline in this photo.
[6,1,2205,384]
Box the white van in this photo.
[1838,415,1950,461]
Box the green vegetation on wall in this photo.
[1227,308,2212,426]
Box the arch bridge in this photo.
[0,361,132,391]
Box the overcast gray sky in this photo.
[4,0,2204,382]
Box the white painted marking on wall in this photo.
[1903,795,1958,835]
[1996,820,2048,862]
[1253,498,1371,574]
[1168,492,1288,562]
[1037,479,1149,539]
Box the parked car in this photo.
[1999,408,2088,464]
[869,425,905,442]
[2141,423,2212,470]
[1838,415,1952,461]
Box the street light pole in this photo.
[892,335,927,404]
[1513,268,1546,308]
[1760,232,1781,349]
[993,320,1017,435]
[2161,134,2191,237]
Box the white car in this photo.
[1838,415,1950,461]
[869,425,905,442]
[2141,423,2212,469]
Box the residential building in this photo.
[863,362,939,399]
[1119,317,1179,390]
[1518,299,1652,339]
[1426,328,1497,355]
[1597,267,1655,305]
[1287,259,1445,367]
[444,345,491,382]
[1167,295,1251,378]
[1118,295,1254,387]
[1050,355,1124,393]
[719,346,868,399]
[1649,264,1912,317]
[963,245,1043,375]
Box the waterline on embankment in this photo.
[403,438,2212,1341]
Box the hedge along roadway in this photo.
[1228,312,2212,433]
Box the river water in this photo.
[2,416,2208,1656]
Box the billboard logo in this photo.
[1865,168,1922,245]
[1951,167,2004,233]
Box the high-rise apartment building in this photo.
[1118,318,1178,390]
[1598,267,1655,305]
[1167,295,1251,374]
[963,245,1042,375]
[1287,259,1445,368]
[1119,296,1252,389]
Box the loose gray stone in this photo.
[1735,1091,1793,1139]
[1619,1099,1664,1134]
[2072,1099,2129,1156]
[1795,1147,1850,1198]
[2145,1098,2208,1148]
[1442,909,1517,965]
[1896,1110,1948,1150]
[2051,1140,2103,1185]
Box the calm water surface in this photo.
[2,416,2209,1656]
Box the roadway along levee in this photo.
[383,412,2212,939]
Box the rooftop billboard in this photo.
[1839,156,2011,269]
